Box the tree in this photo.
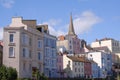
[32,69,48,80]
[7,67,17,80]
[0,65,8,80]
[0,65,17,80]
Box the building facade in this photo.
[57,15,84,55]
[43,29,57,78]
[0,40,3,66]
[84,58,92,78]
[87,51,112,78]
[63,54,73,78]
[91,38,120,53]
[57,36,69,53]
[57,52,64,78]
[91,38,119,76]
[62,54,85,78]
[90,60,99,78]
[3,17,45,78]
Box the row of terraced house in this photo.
[2,15,120,79]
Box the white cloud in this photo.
[47,19,61,26]
[48,25,66,36]
[42,19,66,37]
[0,0,15,8]
[73,11,102,35]
[0,27,3,40]
[41,11,102,37]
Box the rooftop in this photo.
[67,56,85,62]
[95,37,114,42]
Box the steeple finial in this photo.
[68,13,75,35]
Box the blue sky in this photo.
[0,0,120,44]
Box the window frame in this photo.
[38,52,41,60]
[23,48,26,57]
[38,40,42,48]
[9,47,15,58]
[9,34,14,43]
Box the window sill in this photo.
[9,57,15,58]
[8,43,16,46]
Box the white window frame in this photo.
[9,47,15,58]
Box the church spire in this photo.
[68,14,75,35]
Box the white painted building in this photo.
[91,38,120,53]
[87,51,112,78]
[91,38,120,72]
[63,54,84,78]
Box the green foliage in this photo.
[17,78,31,80]
[7,67,17,80]
[32,69,48,80]
[0,65,17,80]
[39,73,48,80]
[0,65,8,80]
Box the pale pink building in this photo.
[57,52,67,78]
[72,37,84,54]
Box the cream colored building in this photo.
[91,38,120,64]
[63,54,84,78]
[91,38,120,53]
[3,17,44,78]
[57,39,69,53]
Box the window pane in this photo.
[10,34,14,42]
[23,48,25,57]
[22,34,25,44]
[23,48,29,58]
[38,52,41,60]
[38,40,42,48]
[29,37,32,46]
[29,64,31,71]
[22,34,29,45]
[29,50,31,58]
[9,47,14,57]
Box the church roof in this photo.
[68,14,76,35]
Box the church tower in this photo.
[57,14,84,55]
[66,14,77,38]
[68,14,75,35]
